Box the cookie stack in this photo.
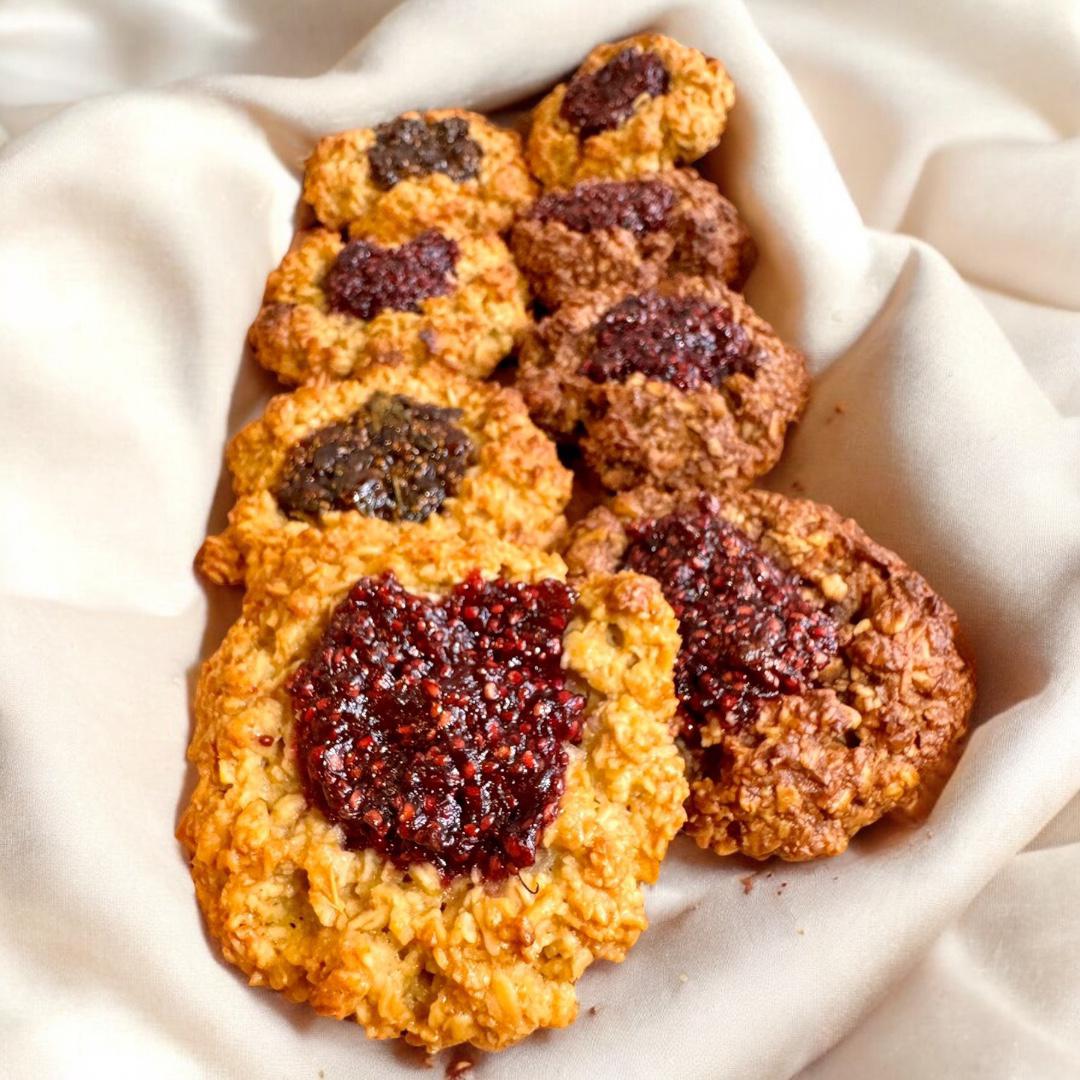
[181,33,975,1059]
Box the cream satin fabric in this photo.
[1,2,1078,1077]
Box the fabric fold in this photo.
[1,1,1078,1076]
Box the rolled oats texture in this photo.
[1,0,1079,1077]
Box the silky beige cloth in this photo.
[1,1,1078,1077]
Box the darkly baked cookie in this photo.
[179,531,686,1051]
[197,365,572,589]
[516,276,808,491]
[564,485,975,861]
[527,34,734,188]
[304,109,536,236]
[510,169,756,308]
[249,227,529,384]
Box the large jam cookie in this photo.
[511,169,756,309]
[249,227,529,384]
[179,533,686,1052]
[527,34,734,188]
[564,486,975,861]
[516,276,808,491]
[304,109,536,236]
[197,365,572,589]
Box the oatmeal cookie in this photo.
[527,34,734,189]
[510,169,756,309]
[179,532,687,1051]
[249,227,529,384]
[304,109,536,236]
[564,485,975,861]
[516,276,808,491]
[197,365,572,589]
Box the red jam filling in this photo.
[323,230,458,321]
[560,47,671,139]
[273,392,474,523]
[621,503,839,736]
[530,178,675,235]
[367,116,482,191]
[581,291,760,392]
[289,572,586,880]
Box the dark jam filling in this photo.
[323,230,458,321]
[273,392,474,523]
[560,47,671,139]
[581,292,760,392]
[367,116,483,191]
[621,504,839,737]
[289,572,586,880]
[530,178,675,235]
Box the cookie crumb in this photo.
[834,401,847,415]
[588,1005,600,1016]
[446,1057,474,1077]
[679,973,689,983]
[739,873,757,895]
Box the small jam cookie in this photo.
[564,485,975,861]
[304,109,536,236]
[511,169,756,308]
[249,227,529,384]
[516,276,808,491]
[197,364,572,589]
[527,34,734,188]
[179,532,687,1051]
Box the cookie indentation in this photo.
[367,116,483,191]
[621,504,838,734]
[560,47,670,139]
[323,230,459,321]
[583,291,759,391]
[274,392,474,523]
[530,178,675,235]
[289,572,586,880]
